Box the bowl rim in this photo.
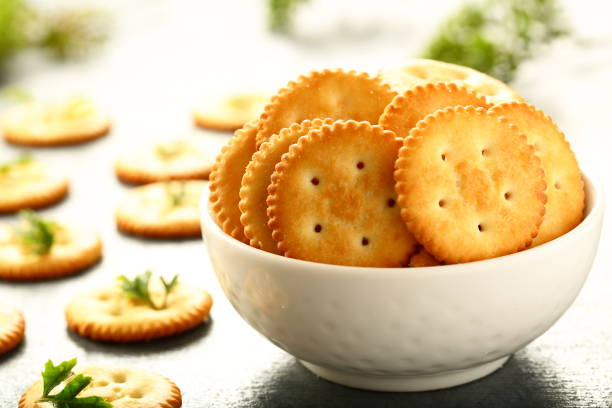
[201,173,604,275]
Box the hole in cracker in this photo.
[129,390,144,399]
[504,191,512,200]
[387,198,396,208]
[441,153,447,161]
[478,224,483,232]
[97,294,110,301]
[112,373,127,383]
[311,177,319,186]
[438,199,445,208]
[93,380,109,387]
[361,237,369,246]
[314,224,322,233]
[356,161,365,170]
[554,181,561,190]
[481,149,488,157]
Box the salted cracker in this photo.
[256,69,396,147]
[0,305,25,355]
[208,121,258,243]
[19,365,182,408]
[115,180,205,239]
[1,97,110,146]
[489,102,584,246]
[0,223,102,281]
[408,247,441,267]
[395,106,547,264]
[115,139,216,185]
[267,120,418,266]
[379,59,523,105]
[65,283,212,342]
[239,119,333,253]
[379,82,490,138]
[194,92,270,131]
[0,159,68,214]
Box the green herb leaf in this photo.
[1,86,33,102]
[155,141,187,161]
[117,271,179,310]
[16,210,58,255]
[164,182,187,207]
[41,358,77,397]
[0,153,32,174]
[266,0,309,32]
[422,0,569,82]
[50,374,92,400]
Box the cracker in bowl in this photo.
[1,96,110,146]
[65,271,212,342]
[0,211,102,281]
[0,155,68,214]
[267,120,418,266]
[394,106,547,264]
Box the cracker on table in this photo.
[0,305,25,355]
[194,92,270,132]
[115,180,205,239]
[1,97,110,146]
[65,282,212,342]
[239,119,333,253]
[256,69,396,147]
[19,365,182,408]
[267,120,418,266]
[115,139,216,185]
[0,159,69,214]
[379,59,523,105]
[0,223,102,281]
[489,102,584,246]
[395,106,546,264]
[208,121,258,243]
[379,82,490,138]
[408,247,441,267]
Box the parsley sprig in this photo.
[37,358,111,408]
[16,210,58,255]
[117,271,179,310]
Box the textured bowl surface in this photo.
[201,175,603,391]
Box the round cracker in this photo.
[115,139,216,185]
[489,102,585,246]
[19,365,182,407]
[1,98,111,146]
[194,92,270,131]
[0,305,25,355]
[256,69,396,147]
[395,106,546,264]
[115,180,205,239]
[208,121,258,243]
[379,82,490,139]
[0,160,69,214]
[66,283,212,342]
[0,223,102,281]
[379,58,523,105]
[408,247,441,267]
[267,120,418,266]
[239,119,334,253]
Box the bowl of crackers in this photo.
[201,61,605,392]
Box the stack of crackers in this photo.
[210,60,585,267]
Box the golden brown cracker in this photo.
[65,283,212,342]
[0,160,69,214]
[208,121,258,243]
[194,92,270,131]
[489,102,584,245]
[379,59,523,105]
[408,247,441,267]
[0,305,25,355]
[239,119,333,253]
[115,180,205,239]
[267,120,418,266]
[1,98,110,146]
[115,139,216,185]
[395,106,546,264]
[256,69,396,147]
[0,223,102,281]
[379,82,490,138]
[19,365,182,408]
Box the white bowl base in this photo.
[301,356,510,392]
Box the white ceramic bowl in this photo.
[200,175,604,392]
